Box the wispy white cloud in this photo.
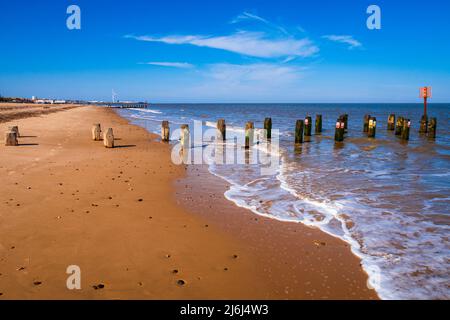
[322,35,362,49]
[139,61,194,69]
[230,11,289,35]
[126,31,318,59]
[230,12,270,25]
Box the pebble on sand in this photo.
[177,280,186,286]
[93,284,105,290]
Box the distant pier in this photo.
[94,102,149,109]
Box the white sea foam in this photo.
[129,108,163,114]
[121,105,450,300]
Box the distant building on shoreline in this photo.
[32,96,66,104]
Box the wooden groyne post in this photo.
[387,114,395,130]
[315,115,322,134]
[342,114,348,132]
[395,117,404,136]
[8,126,20,138]
[419,115,428,134]
[334,118,344,142]
[180,124,190,149]
[92,123,102,141]
[368,117,377,138]
[304,116,312,137]
[245,122,254,149]
[264,117,272,140]
[428,118,437,139]
[103,128,114,148]
[401,119,411,141]
[295,120,304,144]
[161,121,170,142]
[5,131,18,146]
[363,115,371,133]
[217,119,226,141]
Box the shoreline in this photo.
[0,104,378,299]
[175,162,379,299]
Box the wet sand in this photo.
[0,104,378,299]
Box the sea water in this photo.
[118,103,450,300]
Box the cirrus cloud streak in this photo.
[126,31,319,59]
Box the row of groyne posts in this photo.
[157,113,438,149]
[3,114,438,148]
[3,123,116,147]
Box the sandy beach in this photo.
[0,104,378,299]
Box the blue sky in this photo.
[0,0,449,102]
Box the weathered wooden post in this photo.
[295,120,304,144]
[92,123,102,141]
[264,117,272,139]
[428,118,437,139]
[419,115,428,134]
[401,119,411,141]
[217,119,226,141]
[245,122,254,149]
[334,119,344,142]
[395,117,404,136]
[5,131,18,146]
[161,121,170,142]
[363,114,371,133]
[315,114,322,134]
[387,114,395,131]
[180,124,190,149]
[304,116,312,137]
[342,114,348,132]
[368,117,377,138]
[8,126,20,138]
[103,128,114,148]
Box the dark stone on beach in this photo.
[177,280,186,286]
[224,267,229,271]
[232,254,238,259]
[33,281,42,286]
[93,284,105,290]
[165,254,171,258]
[138,199,143,202]
[172,269,179,274]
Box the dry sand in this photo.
[0,104,378,299]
